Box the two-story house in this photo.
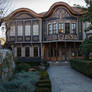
[4,2,86,61]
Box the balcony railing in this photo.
[44,33,82,41]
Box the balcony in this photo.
[44,33,82,42]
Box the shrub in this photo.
[35,70,51,92]
[70,59,92,78]
[0,71,40,92]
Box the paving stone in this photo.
[48,66,92,92]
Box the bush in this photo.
[15,62,31,72]
[0,71,40,92]
[70,59,92,78]
[35,70,51,92]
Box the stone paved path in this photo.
[48,66,92,92]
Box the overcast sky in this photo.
[0,0,86,38]
[14,0,86,13]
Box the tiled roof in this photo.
[4,2,87,20]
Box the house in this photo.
[4,2,86,61]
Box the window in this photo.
[25,47,30,57]
[71,23,76,34]
[58,23,64,33]
[25,22,30,36]
[65,23,70,34]
[34,47,38,57]
[48,24,52,34]
[18,22,23,36]
[33,23,39,35]
[53,23,58,34]
[10,25,15,36]
[17,47,21,57]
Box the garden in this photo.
[70,37,92,78]
[0,56,51,92]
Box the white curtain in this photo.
[10,26,15,36]
[18,25,23,36]
[25,25,30,36]
[33,24,39,35]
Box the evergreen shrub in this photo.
[70,59,92,78]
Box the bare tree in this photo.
[0,0,14,26]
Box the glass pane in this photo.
[33,24,39,35]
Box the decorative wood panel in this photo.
[49,6,70,20]
[32,36,39,42]
[25,36,31,41]
[17,36,23,42]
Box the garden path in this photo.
[48,65,92,92]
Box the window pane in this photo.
[33,24,39,35]
[71,23,76,34]
[25,22,30,36]
[34,47,38,57]
[18,25,23,36]
[59,23,64,33]
[17,47,21,57]
[10,25,15,36]
[25,47,30,57]
[48,24,52,34]
[53,23,58,34]
[65,23,70,34]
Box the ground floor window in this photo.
[25,47,30,57]
[17,47,21,57]
[34,47,38,57]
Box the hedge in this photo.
[35,70,51,92]
[70,59,92,78]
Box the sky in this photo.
[14,0,86,13]
[0,0,86,38]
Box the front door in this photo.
[62,48,69,61]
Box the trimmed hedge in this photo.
[70,59,92,78]
[35,70,51,92]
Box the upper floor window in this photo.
[65,23,70,34]
[53,23,58,34]
[58,23,64,33]
[18,22,23,36]
[71,23,76,34]
[48,24,52,35]
[33,22,39,36]
[10,25,15,36]
[25,22,30,36]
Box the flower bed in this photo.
[70,59,92,78]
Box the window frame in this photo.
[33,23,39,36]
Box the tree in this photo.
[80,37,92,59]
[0,0,14,26]
[81,0,92,31]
